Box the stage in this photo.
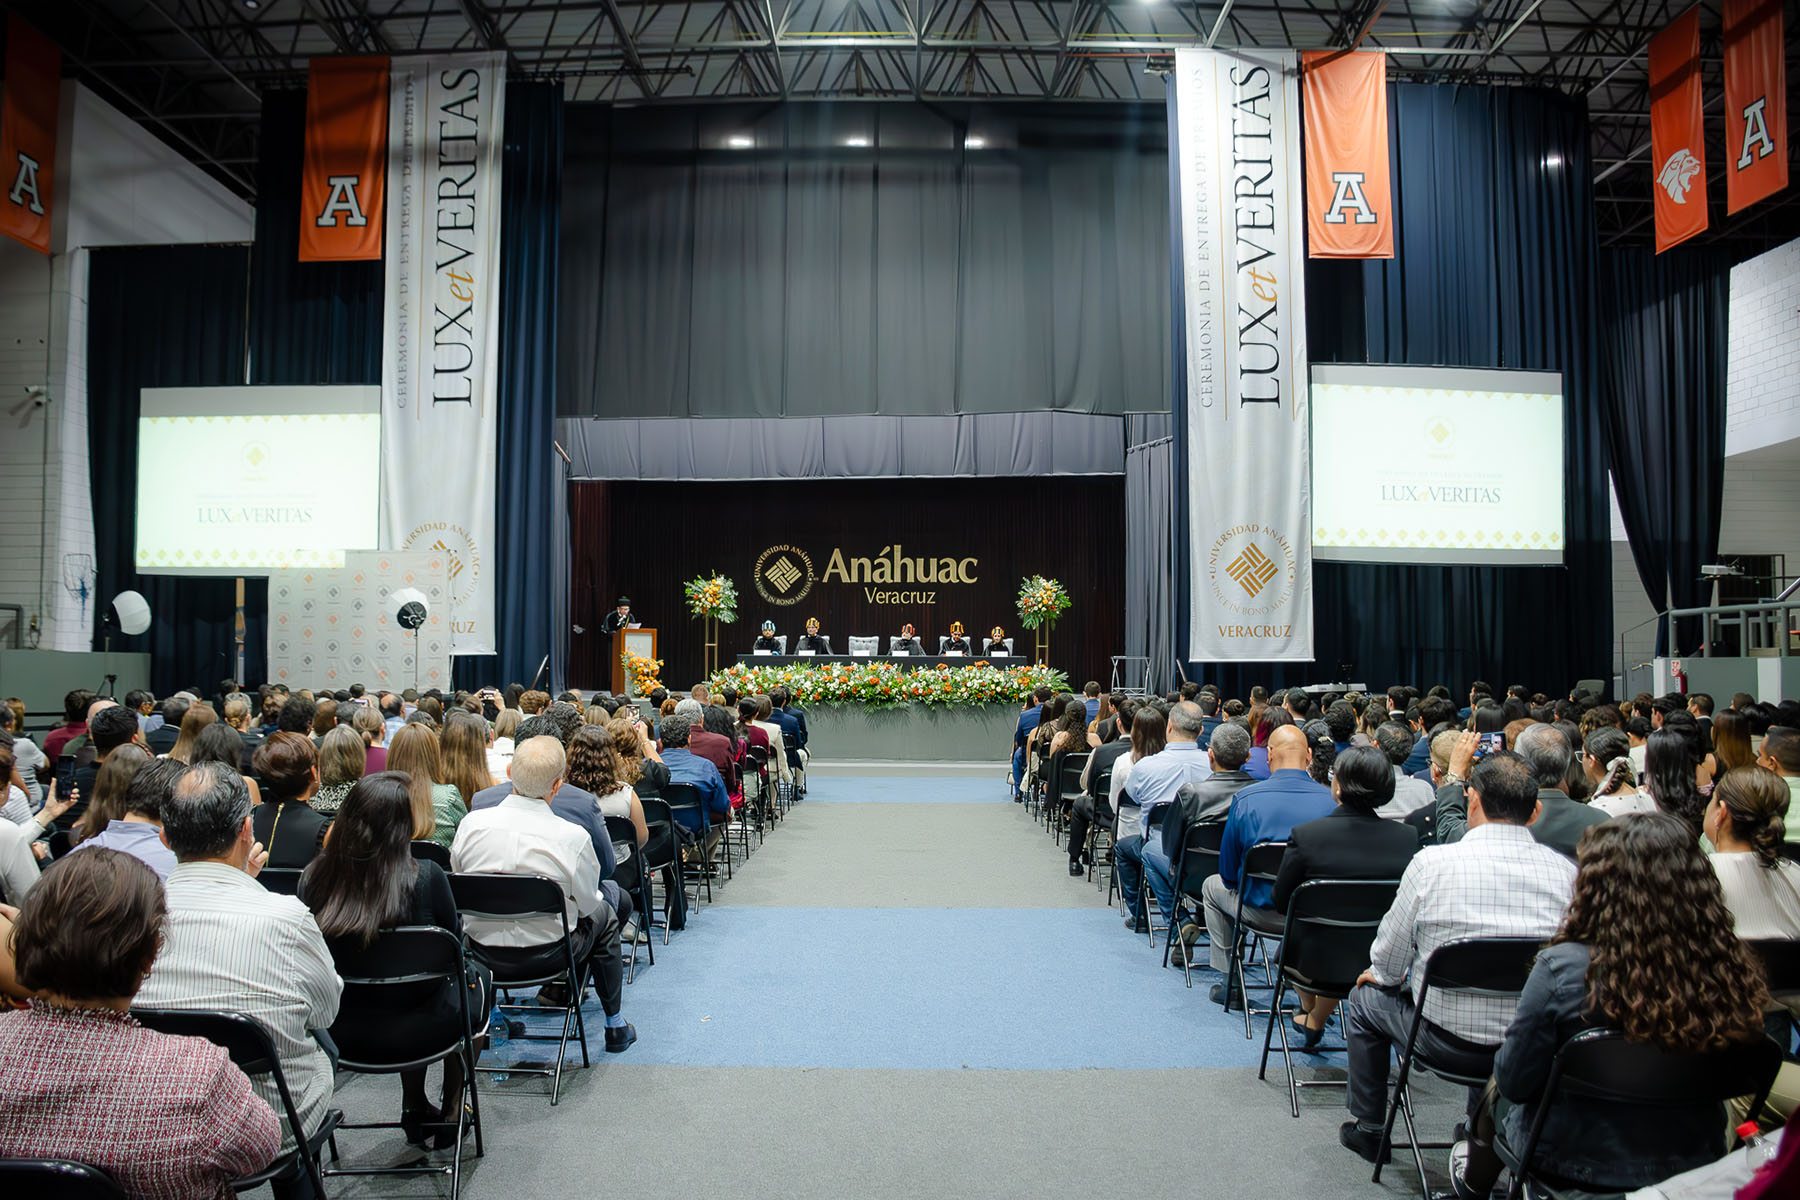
[798,702,1021,763]
[736,654,1025,668]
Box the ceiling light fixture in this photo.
[845,136,871,147]
[727,134,754,148]
[964,136,986,149]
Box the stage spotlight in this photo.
[1541,153,1564,170]
[727,134,754,148]
[845,136,870,147]
[109,591,152,636]
[964,136,987,149]
[391,588,429,631]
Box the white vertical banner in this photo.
[382,53,506,656]
[1173,48,1314,662]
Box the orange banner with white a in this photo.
[299,56,389,261]
[1303,50,1393,259]
[1723,0,1787,215]
[1,16,61,255]
[1649,6,1708,252]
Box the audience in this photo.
[1450,813,1771,1197]
[69,758,183,879]
[64,704,146,833]
[1582,725,1652,816]
[312,724,368,818]
[136,762,343,1160]
[250,732,329,869]
[450,736,636,1053]
[1113,702,1212,932]
[387,722,468,850]
[1150,722,1253,921]
[1643,725,1709,837]
[0,849,282,1195]
[1707,765,1800,940]
[1758,727,1800,839]
[657,713,731,853]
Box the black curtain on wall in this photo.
[1187,84,1610,697]
[558,102,1169,420]
[1596,248,1730,656]
[87,245,260,695]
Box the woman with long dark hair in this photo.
[386,722,466,849]
[70,744,150,844]
[190,722,260,805]
[1711,708,1757,775]
[1451,813,1772,1196]
[1108,705,1168,823]
[438,710,496,809]
[1643,726,1706,837]
[299,772,490,1148]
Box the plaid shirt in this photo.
[1367,822,1576,1044]
[0,1002,280,1199]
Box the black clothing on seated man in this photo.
[753,635,782,652]
[146,724,180,756]
[944,636,970,653]
[238,729,266,775]
[1270,806,1420,912]
[892,637,924,654]
[796,634,829,653]
[1159,769,1256,861]
[600,598,635,635]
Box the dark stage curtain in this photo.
[87,245,259,695]
[1597,248,1730,656]
[454,81,565,692]
[1188,85,1610,697]
[557,102,1169,420]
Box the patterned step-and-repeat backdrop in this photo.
[267,552,452,691]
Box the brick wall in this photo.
[1726,237,1800,457]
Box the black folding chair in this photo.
[1084,766,1116,889]
[1373,937,1543,1198]
[0,1159,126,1199]
[1163,821,1227,983]
[637,796,684,944]
[1257,879,1403,1116]
[1493,1029,1783,1200]
[131,1007,340,1197]
[604,814,654,977]
[256,867,303,897]
[410,839,452,867]
[1225,841,1289,1036]
[320,927,485,1199]
[1746,937,1800,1002]
[659,781,715,903]
[447,872,590,1105]
[1052,751,1089,845]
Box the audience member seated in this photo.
[165,702,217,766]
[69,743,151,843]
[250,732,329,869]
[1758,727,1800,839]
[1011,686,1052,800]
[1582,725,1653,816]
[223,692,265,774]
[1374,721,1435,819]
[1707,765,1800,940]
[41,687,93,762]
[387,722,468,850]
[1437,724,1606,857]
[69,758,182,879]
[567,724,653,900]
[657,713,732,867]
[1449,813,1772,1198]
[1271,745,1421,1043]
[1338,751,1575,1165]
[300,771,492,1148]
[1150,723,1254,929]
[687,705,741,802]
[1046,696,1089,761]
[0,702,46,809]
[1712,708,1757,774]
[0,848,282,1196]
[64,703,146,833]
[1643,725,1709,838]
[1067,697,1139,875]
[440,709,498,812]
[1244,707,1295,781]
[486,707,521,781]
[450,736,636,1053]
[1114,702,1212,932]
[1199,726,1334,989]
[312,725,367,819]
[191,722,262,807]
[136,762,344,1159]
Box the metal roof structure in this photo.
[10,0,1798,247]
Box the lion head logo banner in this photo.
[1649,7,1708,252]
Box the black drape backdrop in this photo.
[1597,248,1730,656]
[87,245,259,695]
[557,102,1169,420]
[1189,85,1611,697]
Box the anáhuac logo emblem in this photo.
[1658,148,1701,203]
[403,521,481,613]
[754,544,816,606]
[1208,523,1297,617]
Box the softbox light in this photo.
[111,590,152,636]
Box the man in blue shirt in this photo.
[1012,687,1052,801]
[658,713,731,843]
[1197,692,1224,751]
[1200,724,1335,1001]
[1114,701,1213,932]
[1082,682,1101,723]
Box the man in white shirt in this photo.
[451,736,637,1053]
[1338,750,1577,1165]
[1113,701,1213,932]
[136,762,342,1160]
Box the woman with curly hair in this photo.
[1450,812,1772,1197]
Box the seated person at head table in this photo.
[987,626,1010,656]
[753,621,782,653]
[943,621,970,654]
[894,623,924,655]
[599,595,635,635]
[796,617,829,655]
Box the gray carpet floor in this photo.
[323,775,1464,1198]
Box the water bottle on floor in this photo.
[488,1009,510,1083]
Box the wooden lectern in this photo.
[611,627,658,695]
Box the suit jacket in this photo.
[1160,769,1255,860]
[145,724,180,756]
[1198,716,1223,751]
[238,729,266,776]
[688,728,740,795]
[1437,784,1609,858]
[797,635,829,654]
[1271,806,1420,912]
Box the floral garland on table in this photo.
[620,652,664,695]
[708,661,1070,711]
[1016,575,1071,630]
[683,573,738,624]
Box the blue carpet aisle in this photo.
[329,772,1460,1198]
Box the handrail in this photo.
[1616,598,1800,691]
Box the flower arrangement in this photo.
[683,573,738,624]
[707,661,1069,711]
[620,651,664,696]
[1016,575,1071,630]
